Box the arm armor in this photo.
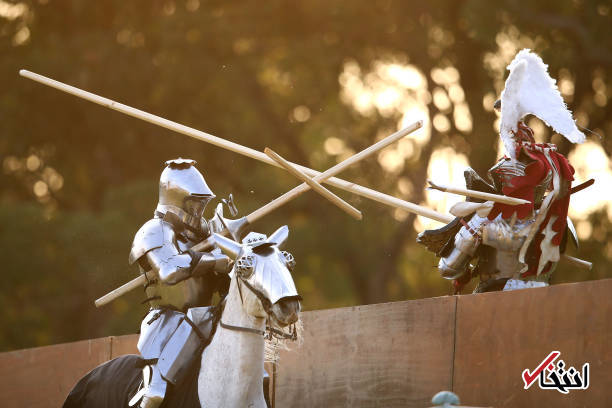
[438,215,487,279]
[146,244,193,285]
[417,167,495,256]
[189,250,231,277]
[129,218,193,285]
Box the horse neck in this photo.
[198,277,267,407]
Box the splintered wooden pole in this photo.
[19,70,430,217]
[24,70,592,304]
[21,70,455,224]
[561,254,592,270]
[428,180,531,206]
[264,147,362,220]
[247,123,421,223]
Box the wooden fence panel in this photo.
[453,279,612,408]
[1,279,610,407]
[275,296,457,408]
[110,334,138,358]
[0,338,111,408]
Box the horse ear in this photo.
[213,233,242,259]
[266,225,289,248]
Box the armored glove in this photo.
[189,250,232,277]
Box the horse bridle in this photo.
[219,274,300,341]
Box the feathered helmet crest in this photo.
[498,49,585,158]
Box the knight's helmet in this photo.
[156,158,215,234]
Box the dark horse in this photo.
[62,354,272,407]
[63,354,200,408]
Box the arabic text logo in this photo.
[522,351,589,394]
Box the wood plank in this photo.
[110,334,139,358]
[2,279,609,407]
[275,296,457,408]
[0,337,111,408]
[453,279,612,407]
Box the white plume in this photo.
[499,49,585,158]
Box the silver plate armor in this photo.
[488,157,552,207]
[503,279,548,291]
[129,219,192,284]
[130,159,230,408]
[481,216,533,278]
[137,307,216,383]
[437,154,555,291]
[134,307,217,407]
[234,231,299,305]
[129,217,207,310]
[128,160,232,311]
[156,158,215,235]
[438,215,487,280]
[488,158,527,192]
[138,309,185,359]
[128,219,166,266]
[157,307,216,384]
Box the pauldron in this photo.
[129,218,193,284]
[488,157,552,207]
[129,218,170,266]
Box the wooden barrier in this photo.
[0,334,138,408]
[275,296,457,407]
[276,279,612,407]
[452,279,611,407]
[0,333,274,407]
[0,279,610,407]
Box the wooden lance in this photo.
[427,180,531,206]
[19,71,591,302]
[19,70,447,222]
[94,124,420,306]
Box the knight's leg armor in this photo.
[132,307,216,408]
[481,216,533,278]
[131,309,182,408]
[438,215,487,279]
[139,365,167,408]
[157,307,216,384]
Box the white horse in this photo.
[198,226,300,408]
[198,226,301,407]
[63,225,301,408]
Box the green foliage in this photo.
[1,0,611,351]
[0,195,145,350]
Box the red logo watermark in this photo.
[522,351,589,394]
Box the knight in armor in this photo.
[418,49,585,293]
[128,158,232,408]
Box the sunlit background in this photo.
[1,0,611,351]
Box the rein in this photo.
[219,319,266,336]
[219,275,298,341]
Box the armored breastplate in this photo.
[130,218,212,311]
[488,157,551,207]
[143,271,210,311]
[141,236,210,311]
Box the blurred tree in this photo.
[1,0,610,351]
